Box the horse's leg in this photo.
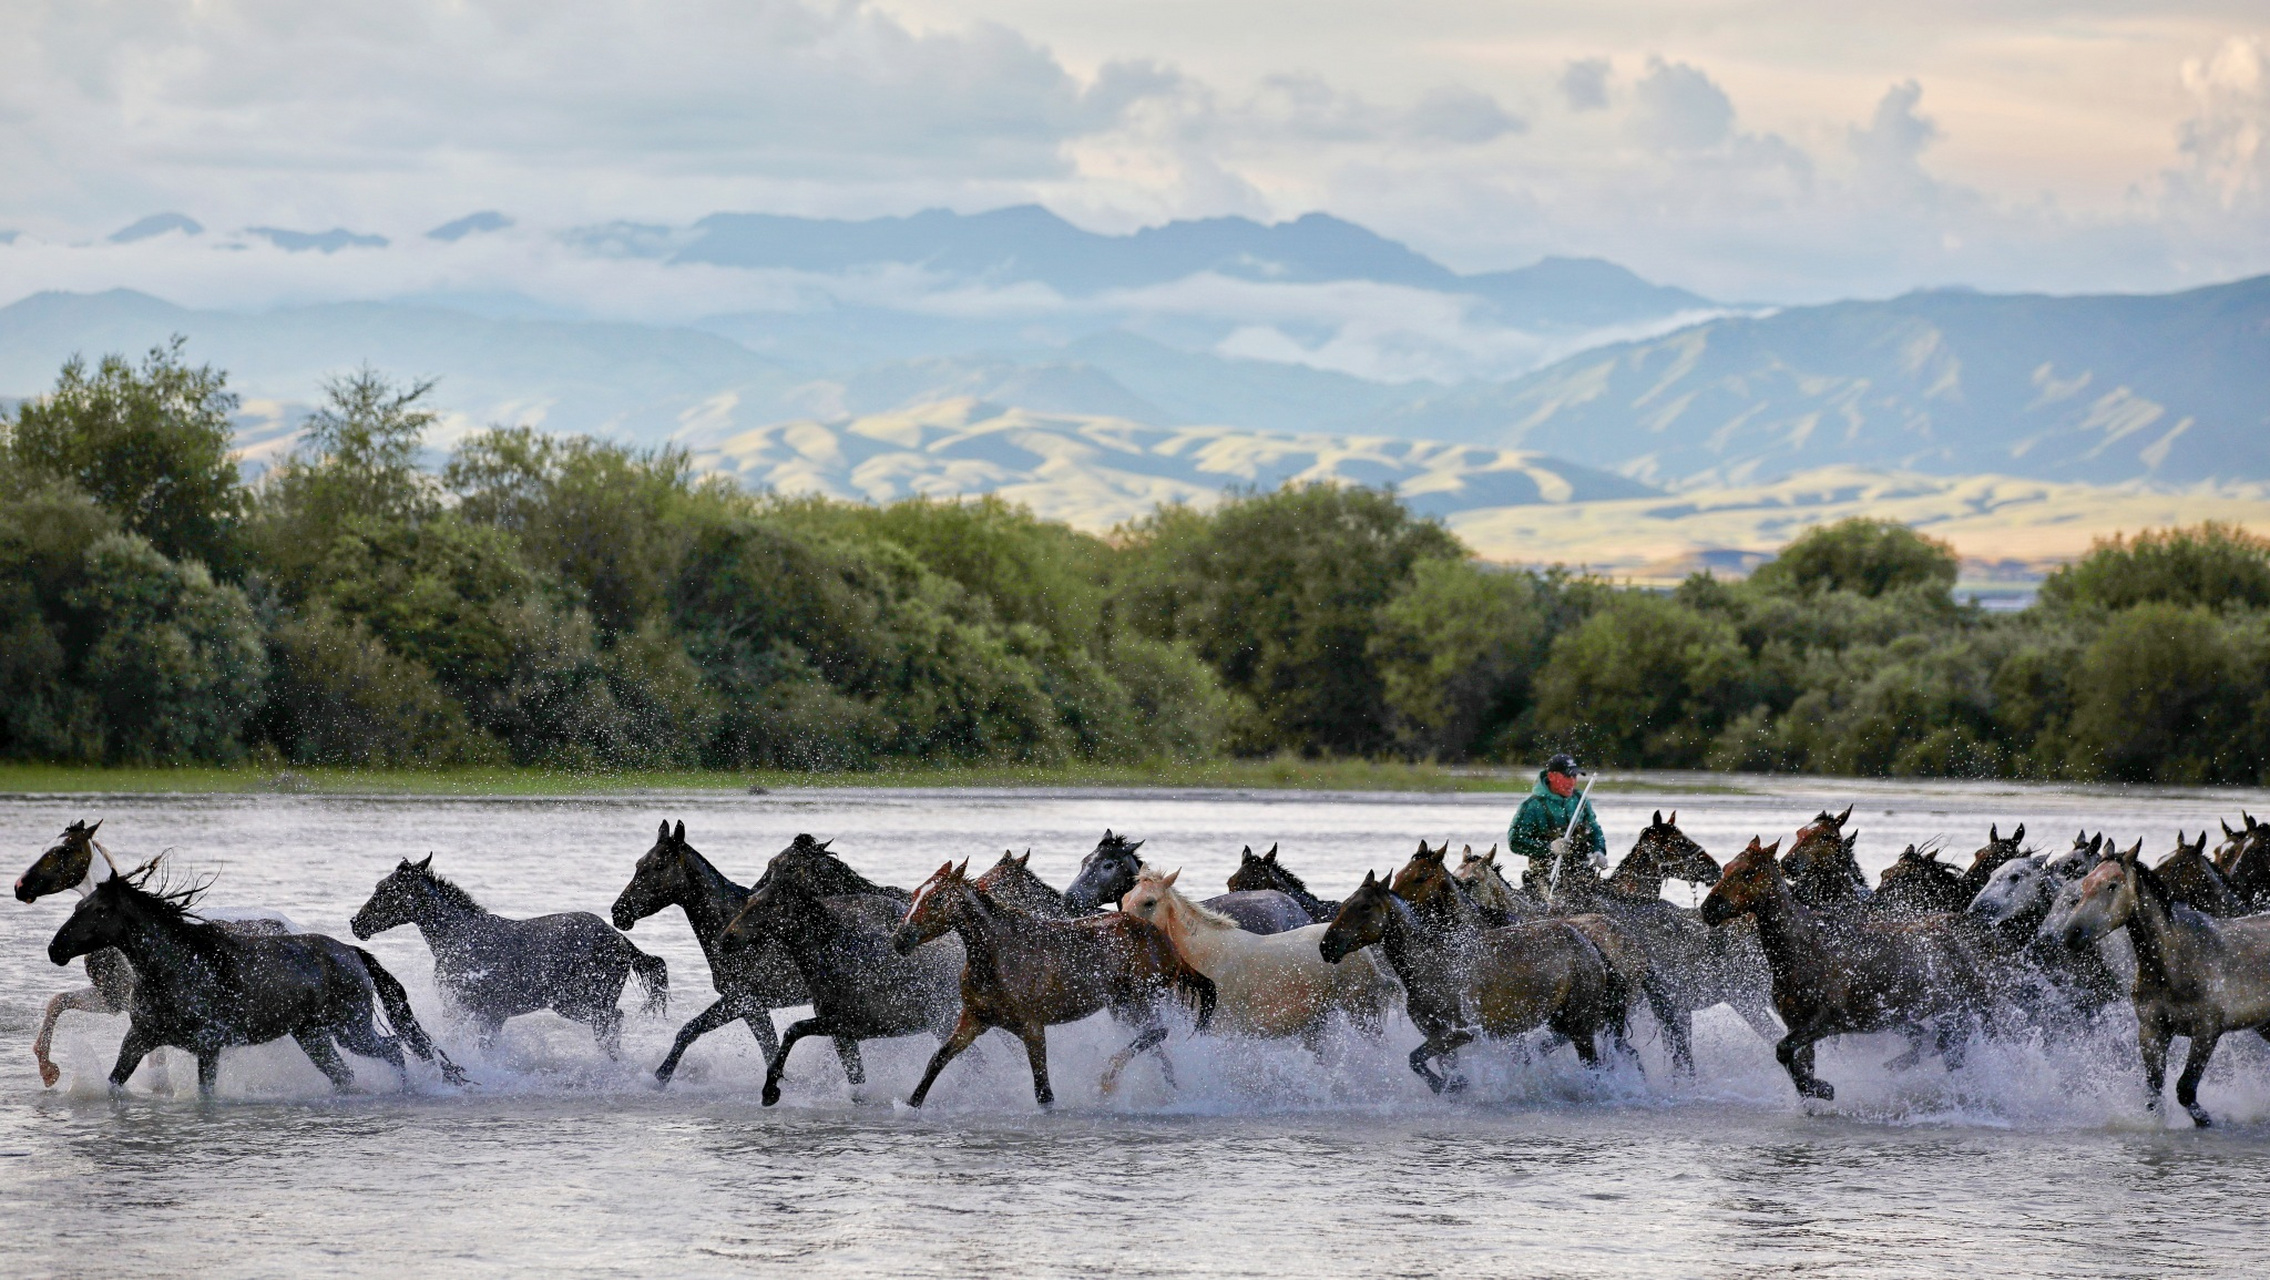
[2137,1009,2173,1117]
[742,1004,781,1064]
[294,1032,356,1093]
[832,1036,866,1088]
[654,997,742,1086]
[333,1017,411,1090]
[2175,1024,2222,1128]
[1099,1026,1167,1098]
[575,1004,626,1061]
[33,986,110,1087]
[1656,997,1696,1078]
[907,1010,986,1109]
[1776,1022,1833,1100]
[759,1016,830,1107]
[1882,1025,1930,1072]
[194,1050,221,1099]
[107,1026,158,1095]
[1017,1023,1056,1108]
[1935,1015,1973,1070]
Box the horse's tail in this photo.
[625,942,669,1017]
[1170,961,1216,1032]
[350,945,469,1087]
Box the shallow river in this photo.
[3,778,2269,1277]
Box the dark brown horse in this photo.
[1962,825,2031,899]
[891,860,1215,1107]
[1873,845,1975,919]
[2212,813,2259,875]
[2152,832,2244,918]
[972,850,1075,919]
[1701,837,1994,1101]
[1782,806,1868,911]
[2059,840,2270,1127]
[2217,817,2270,911]
[1321,869,1626,1092]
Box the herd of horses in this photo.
[14,807,2270,1126]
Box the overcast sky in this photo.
[1,0,2264,301]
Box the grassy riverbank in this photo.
[0,757,1699,797]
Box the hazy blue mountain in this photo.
[1464,275,2270,486]
[426,211,514,242]
[109,213,203,243]
[245,227,389,253]
[666,205,1716,328]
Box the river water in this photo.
[2,778,2267,1277]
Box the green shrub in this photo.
[2040,522,2270,612]
[1750,517,1958,598]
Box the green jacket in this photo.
[1507,773,1606,868]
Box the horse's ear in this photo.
[417,853,434,871]
[2011,824,2023,844]
[86,819,102,838]
[1265,845,1279,862]
[954,858,970,878]
[1163,868,1180,887]
[1667,811,1676,826]
[1763,839,1782,858]
[2225,818,2240,839]
[673,820,685,843]
[1837,805,1853,825]
[1653,809,1664,826]
[1017,849,1031,867]
[658,820,670,841]
[1744,836,1762,853]
[1989,824,1999,843]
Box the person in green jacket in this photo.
[1507,753,1606,896]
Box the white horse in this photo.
[1117,867,1395,1050]
[17,820,299,1089]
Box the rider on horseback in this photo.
[1508,754,1606,897]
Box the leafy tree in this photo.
[2065,603,2248,783]
[1371,557,1546,759]
[7,337,245,571]
[1532,592,1752,768]
[1117,483,1463,755]
[2040,522,2270,612]
[1750,517,1958,598]
[67,533,268,763]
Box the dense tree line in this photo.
[5,342,2268,785]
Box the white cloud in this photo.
[2174,36,2267,212]
[1632,58,1736,152]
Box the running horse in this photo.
[352,855,668,1058]
[48,862,463,1096]
[2059,838,2270,1127]
[1225,844,1346,925]
[15,819,298,1088]
[971,850,1076,919]
[1066,831,1311,933]
[891,859,1216,1108]
[1780,806,1869,912]
[1701,837,1995,1101]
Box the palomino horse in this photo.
[1227,844,1345,924]
[1118,867,1393,1050]
[15,819,298,1088]
[48,863,463,1096]
[2059,839,2270,1127]
[892,860,1216,1108]
[717,872,963,1107]
[1320,869,1626,1092]
[972,850,1075,918]
[611,821,807,1084]
[352,855,667,1058]
[1065,831,1309,933]
[1701,837,1995,1101]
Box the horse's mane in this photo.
[1253,854,1313,896]
[105,858,213,922]
[769,834,900,898]
[409,863,485,914]
[1133,867,1238,929]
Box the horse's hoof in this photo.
[38,1062,60,1088]
[1443,1074,1469,1095]
[760,1085,781,1107]
[2187,1107,2214,1129]
[1797,1080,1834,1101]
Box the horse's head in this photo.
[1793,804,1854,847]
[2058,842,2142,947]
[1633,810,1721,886]
[48,861,190,966]
[1876,844,1967,914]
[17,819,104,903]
[1062,829,1143,912]
[1966,824,2028,881]
[893,860,971,954]
[1319,870,1393,964]
[1700,837,1783,926]
[615,820,693,930]
[1117,866,1182,930]
[1224,843,1278,895]
[1782,817,1865,907]
[1967,853,2051,929]
[351,855,436,940]
[1389,840,1455,909]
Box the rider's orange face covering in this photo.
[1547,771,1577,798]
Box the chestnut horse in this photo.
[1452,846,1544,924]
[1320,869,1625,1093]
[891,860,1215,1108]
[1782,806,1868,911]
[2059,839,2270,1127]
[972,849,1076,919]
[1701,837,1995,1101]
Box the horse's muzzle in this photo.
[14,877,35,903]
[889,924,921,956]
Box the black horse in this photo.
[613,821,809,1084]
[1062,831,1310,933]
[718,873,963,1106]
[49,866,464,1096]
[1225,843,1343,923]
[352,856,667,1058]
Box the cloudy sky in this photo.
[0,0,2264,302]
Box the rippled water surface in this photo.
[3,779,2269,1277]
